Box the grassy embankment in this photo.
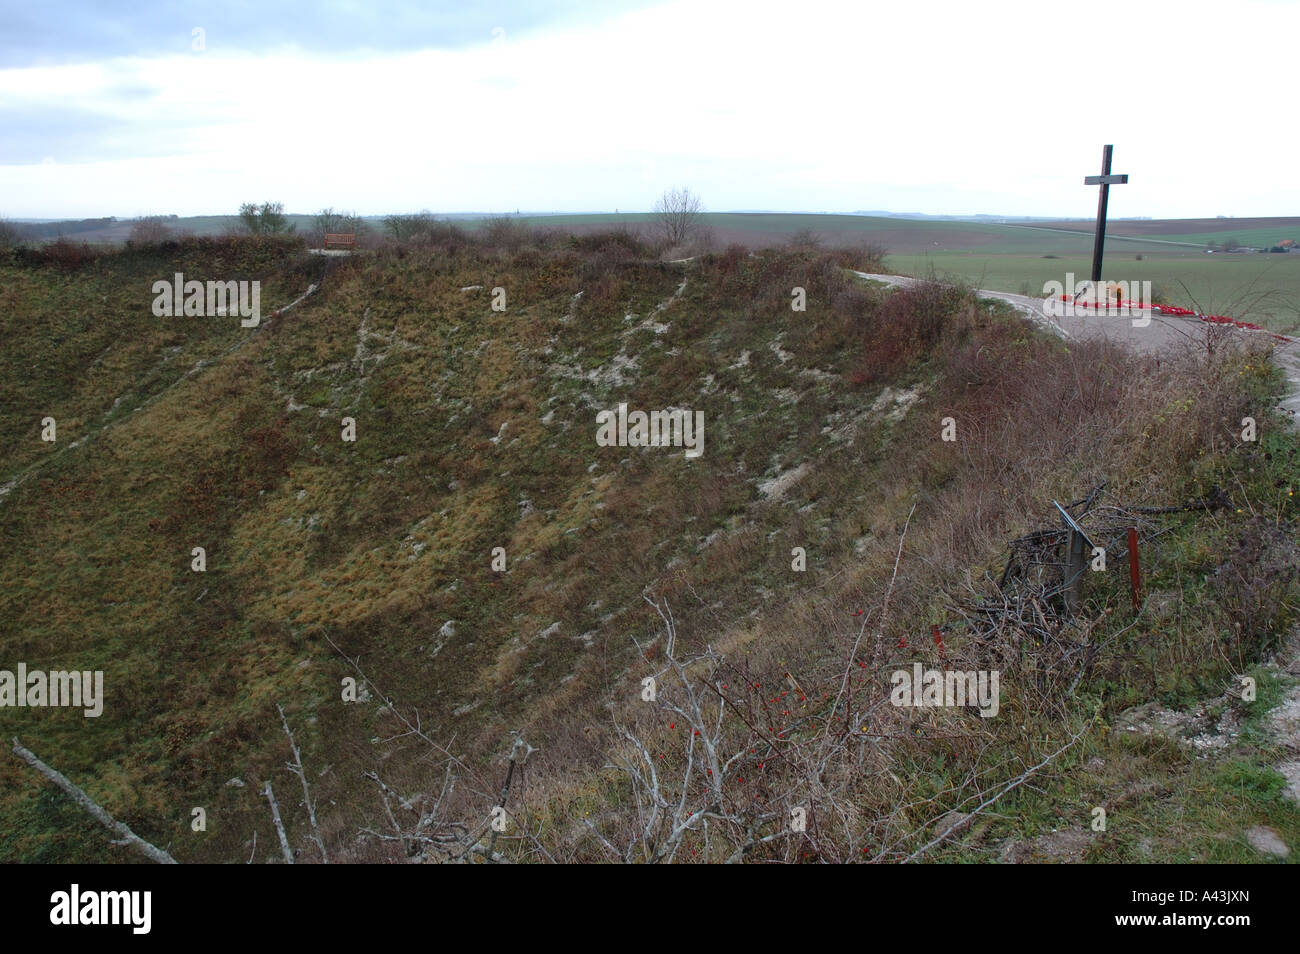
[0,225,1295,862]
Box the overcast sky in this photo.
[1,0,1296,219]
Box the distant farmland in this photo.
[1032,216,1300,248]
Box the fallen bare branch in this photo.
[262,780,294,864]
[11,737,178,864]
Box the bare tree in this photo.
[313,207,344,236]
[238,201,294,235]
[313,208,367,247]
[653,187,704,247]
[338,211,368,236]
[383,211,435,241]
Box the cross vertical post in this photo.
[1083,144,1129,285]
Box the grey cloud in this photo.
[0,0,653,67]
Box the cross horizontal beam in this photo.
[1084,174,1129,185]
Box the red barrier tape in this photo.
[1056,295,1291,342]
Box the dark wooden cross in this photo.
[1083,144,1129,283]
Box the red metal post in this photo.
[1127,527,1141,611]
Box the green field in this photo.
[886,248,1300,331]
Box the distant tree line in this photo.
[1,217,117,242]
[1207,237,1297,253]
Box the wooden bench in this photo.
[323,232,356,251]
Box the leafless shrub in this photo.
[383,210,440,242]
[568,226,655,259]
[829,240,887,272]
[653,187,704,247]
[128,216,175,243]
[786,228,822,251]
[481,215,531,251]
[849,279,974,385]
[320,633,544,864]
